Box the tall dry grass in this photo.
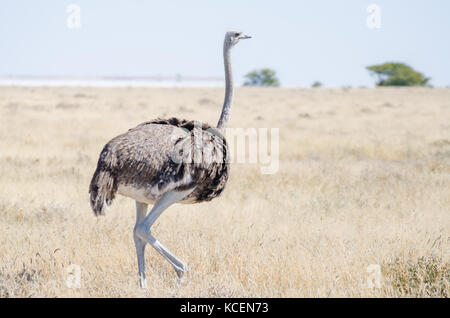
[0,86,448,297]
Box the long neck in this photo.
[217,42,233,130]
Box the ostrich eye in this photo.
[234,33,240,37]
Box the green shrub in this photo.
[243,69,280,87]
[383,256,449,297]
[367,62,430,86]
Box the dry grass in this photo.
[0,86,449,297]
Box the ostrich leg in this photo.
[134,201,148,288]
[135,188,194,282]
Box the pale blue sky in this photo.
[1,0,449,87]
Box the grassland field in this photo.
[0,86,448,297]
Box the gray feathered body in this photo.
[89,118,229,216]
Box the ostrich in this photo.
[89,31,251,288]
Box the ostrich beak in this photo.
[241,34,252,40]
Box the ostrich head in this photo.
[225,30,251,48]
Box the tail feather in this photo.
[89,168,117,216]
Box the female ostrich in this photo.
[89,31,251,288]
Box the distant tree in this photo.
[366,62,430,86]
[311,81,322,88]
[243,68,280,87]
